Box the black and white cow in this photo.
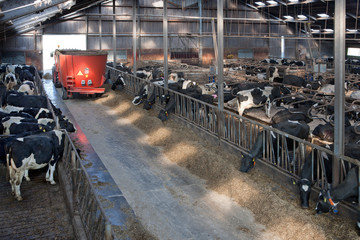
[136,69,153,80]
[2,105,52,119]
[315,167,358,215]
[157,86,212,121]
[268,66,280,83]
[282,75,305,87]
[293,147,333,209]
[5,94,48,109]
[312,123,358,143]
[0,118,53,135]
[226,85,290,118]
[0,110,35,122]
[18,81,35,95]
[4,73,18,90]
[6,130,65,201]
[294,144,360,210]
[229,82,268,96]
[271,108,313,125]
[111,75,126,90]
[240,120,310,173]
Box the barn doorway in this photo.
[42,34,86,72]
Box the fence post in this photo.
[71,150,77,211]
[105,222,112,240]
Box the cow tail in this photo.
[5,153,10,181]
[51,140,59,166]
[10,158,18,172]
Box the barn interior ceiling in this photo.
[0,0,358,41]
[0,0,110,37]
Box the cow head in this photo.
[315,189,338,214]
[160,94,170,105]
[39,124,53,133]
[58,116,76,133]
[240,154,256,173]
[158,110,169,121]
[111,75,126,90]
[293,178,313,208]
[143,100,154,110]
[4,73,17,90]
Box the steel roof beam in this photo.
[0,0,71,24]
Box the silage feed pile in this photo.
[94,90,359,240]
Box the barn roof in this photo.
[0,0,358,41]
[0,0,109,37]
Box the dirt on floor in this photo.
[92,88,359,240]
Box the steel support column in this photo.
[199,0,202,65]
[333,0,346,186]
[217,0,224,138]
[133,0,137,73]
[99,4,102,50]
[163,0,168,88]
[281,36,285,59]
[85,16,88,50]
[112,0,116,67]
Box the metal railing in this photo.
[61,131,113,240]
[34,70,115,239]
[107,66,360,210]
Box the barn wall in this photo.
[0,32,42,70]
[0,0,326,69]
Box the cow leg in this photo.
[24,169,30,181]
[8,166,16,195]
[237,101,245,119]
[46,162,57,185]
[265,99,271,118]
[14,170,24,201]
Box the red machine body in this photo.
[53,49,108,99]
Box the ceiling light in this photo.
[323,29,334,33]
[152,1,163,7]
[255,1,266,6]
[297,15,307,20]
[284,16,294,20]
[346,29,358,33]
[317,13,330,18]
[311,29,320,33]
[266,0,278,5]
[288,0,299,3]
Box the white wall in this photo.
[42,34,86,71]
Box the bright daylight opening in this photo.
[42,34,86,72]
[347,47,360,57]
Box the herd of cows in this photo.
[0,60,359,228]
[0,63,75,201]
[109,60,360,228]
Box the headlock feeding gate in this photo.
[107,66,360,218]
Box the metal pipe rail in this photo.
[106,66,360,211]
[61,131,114,240]
[33,71,115,240]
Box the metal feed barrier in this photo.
[34,71,115,240]
[60,131,113,240]
[107,66,360,213]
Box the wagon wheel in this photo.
[62,86,68,100]
[52,68,62,88]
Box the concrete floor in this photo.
[57,86,280,240]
